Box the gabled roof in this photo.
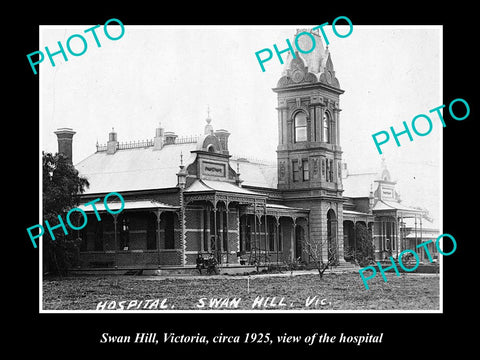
[342,171,378,198]
[341,159,393,198]
[403,216,438,231]
[343,209,371,216]
[372,199,421,214]
[78,199,179,213]
[75,142,198,194]
[75,140,278,195]
[231,159,277,189]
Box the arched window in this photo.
[294,112,307,142]
[323,111,330,143]
[327,209,337,262]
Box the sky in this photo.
[39,25,442,227]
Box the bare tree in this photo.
[283,250,301,276]
[302,235,338,279]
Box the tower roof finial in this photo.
[381,156,387,169]
[204,105,214,135]
[206,105,211,124]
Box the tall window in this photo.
[292,160,300,182]
[326,159,334,182]
[203,209,209,251]
[326,159,330,182]
[246,218,252,251]
[330,159,334,182]
[323,111,330,143]
[80,228,88,252]
[94,220,103,251]
[222,211,228,252]
[294,112,307,142]
[164,212,175,249]
[268,219,275,251]
[146,214,157,250]
[278,224,283,251]
[302,159,309,181]
[210,210,216,251]
[120,217,130,250]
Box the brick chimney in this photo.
[164,131,178,145]
[153,123,165,150]
[214,129,230,155]
[107,128,118,154]
[54,128,76,164]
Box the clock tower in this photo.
[273,28,345,263]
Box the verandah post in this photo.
[155,210,163,268]
[225,200,229,264]
[113,214,118,268]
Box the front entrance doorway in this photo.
[295,224,304,262]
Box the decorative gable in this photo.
[318,52,340,88]
[276,52,318,87]
[276,47,341,89]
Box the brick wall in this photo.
[183,206,241,265]
[78,210,183,268]
[282,198,344,263]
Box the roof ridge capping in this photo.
[96,133,201,152]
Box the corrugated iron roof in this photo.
[75,140,279,195]
[75,142,198,194]
[405,232,439,239]
[232,159,277,189]
[372,199,422,213]
[266,203,309,212]
[75,135,277,195]
[78,199,179,212]
[185,179,266,196]
[341,172,379,198]
[403,216,438,230]
[343,209,371,216]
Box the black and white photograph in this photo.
[38,24,443,312]
[16,6,476,355]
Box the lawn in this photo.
[42,271,440,311]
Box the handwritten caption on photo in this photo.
[95,295,332,311]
